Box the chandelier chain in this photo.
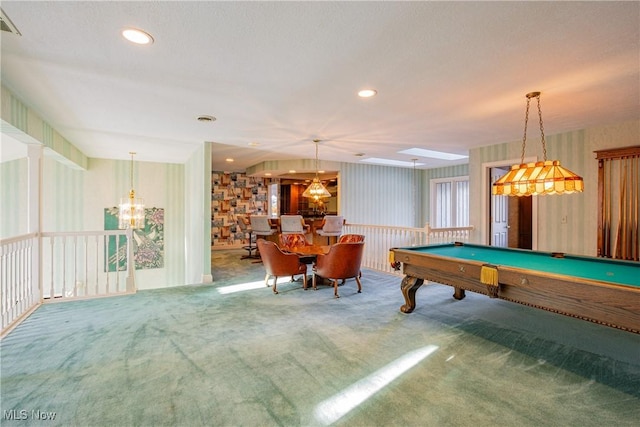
[129,152,135,190]
[315,141,319,177]
[520,97,531,164]
[535,94,547,161]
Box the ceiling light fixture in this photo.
[358,89,377,98]
[118,152,145,229]
[302,139,331,202]
[122,28,154,45]
[492,92,584,196]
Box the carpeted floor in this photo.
[1,249,639,426]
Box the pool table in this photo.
[390,243,640,333]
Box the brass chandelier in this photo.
[492,92,584,196]
[302,139,331,202]
[118,152,145,229]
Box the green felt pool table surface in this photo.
[405,244,639,287]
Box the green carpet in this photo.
[1,249,639,426]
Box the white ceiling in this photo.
[1,1,638,174]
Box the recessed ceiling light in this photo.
[248,142,260,147]
[122,28,154,45]
[197,115,216,122]
[225,158,234,163]
[398,148,468,160]
[358,89,377,98]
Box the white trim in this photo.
[429,175,470,228]
[481,158,538,249]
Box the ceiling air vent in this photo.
[1,8,21,35]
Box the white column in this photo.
[26,144,43,302]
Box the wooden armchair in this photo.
[313,242,365,298]
[257,239,308,294]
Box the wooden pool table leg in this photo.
[400,275,424,313]
[453,287,466,300]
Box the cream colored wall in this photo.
[72,158,188,289]
[185,143,212,284]
[0,157,28,238]
[469,119,639,256]
[339,162,417,227]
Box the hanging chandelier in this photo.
[118,152,145,229]
[302,139,332,202]
[492,92,584,196]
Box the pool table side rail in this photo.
[392,248,640,333]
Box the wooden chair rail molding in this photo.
[595,145,640,261]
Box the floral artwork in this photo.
[104,207,164,271]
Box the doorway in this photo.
[487,164,534,249]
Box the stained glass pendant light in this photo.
[492,92,584,196]
[302,139,331,202]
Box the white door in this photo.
[490,167,509,247]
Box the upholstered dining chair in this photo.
[257,239,308,294]
[250,215,277,242]
[278,233,311,251]
[279,232,314,265]
[338,234,365,243]
[316,215,344,244]
[313,242,365,298]
[336,234,365,283]
[280,215,310,234]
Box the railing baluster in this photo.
[343,223,473,275]
[49,237,55,300]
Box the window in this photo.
[430,176,469,228]
[268,183,279,217]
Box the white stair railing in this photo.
[1,230,136,336]
[342,223,474,275]
[40,231,134,300]
[1,233,39,334]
